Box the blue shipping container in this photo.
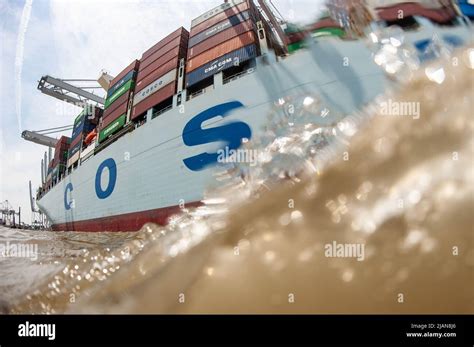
[188,11,250,48]
[73,115,85,134]
[72,121,95,140]
[185,44,257,88]
[107,69,136,99]
[73,108,98,131]
[68,141,81,158]
[71,106,99,140]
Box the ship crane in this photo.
[21,125,73,148]
[37,75,105,106]
[0,200,21,228]
[23,72,112,148]
[22,73,113,227]
[254,0,289,55]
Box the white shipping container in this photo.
[80,143,96,161]
[67,151,80,168]
[133,69,177,106]
[191,0,246,27]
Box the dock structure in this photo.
[0,200,47,230]
[0,200,21,228]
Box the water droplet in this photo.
[425,66,446,84]
[465,48,474,69]
[298,248,313,262]
[264,251,276,263]
[342,269,354,282]
[303,96,314,106]
[291,210,303,221]
[279,213,291,226]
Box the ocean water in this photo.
[1,43,473,314]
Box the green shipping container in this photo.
[312,27,345,38]
[74,109,85,126]
[99,114,126,143]
[287,41,306,53]
[60,150,68,163]
[52,163,66,179]
[104,79,135,109]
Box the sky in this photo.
[0,0,325,224]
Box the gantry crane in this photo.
[21,72,113,219]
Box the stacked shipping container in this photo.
[185,0,259,88]
[38,1,272,197]
[99,60,140,143]
[51,136,70,181]
[68,107,101,167]
[131,27,189,120]
[64,3,262,155]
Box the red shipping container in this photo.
[102,102,128,128]
[69,134,82,149]
[54,137,70,162]
[103,91,131,118]
[188,20,254,59]
[187,31,256,72]
[140,35,187,71]
[307,17,341,32]
[59,135,70,144]
[131,82,176,120]
[190,2,250,37]
[142,27,189,61]
[137,45,186,81]
[135,57,179,93]
[49,159,57,170]
[52,154,65,167]
[286,31,308,44]
[110,60,140,88]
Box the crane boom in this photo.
[37,75,105,106]
[21,130,59,148]
[256,0,289,54]
[29,180,37,212]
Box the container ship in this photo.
[27,0,472,231]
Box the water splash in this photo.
[5,42,474,313]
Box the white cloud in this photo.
[48,0,223,79]
[14,0,33,132]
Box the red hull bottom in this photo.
[52,201,202,232]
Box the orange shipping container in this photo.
[142,27,189,61]
[190,2,250,37]
[140,35,187,71]
[102,102,128,128]
[187,31,256,72]
[103,91,131,118]
[137,45,186,81]
[188,20,254,59]
[135,57,179,93]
